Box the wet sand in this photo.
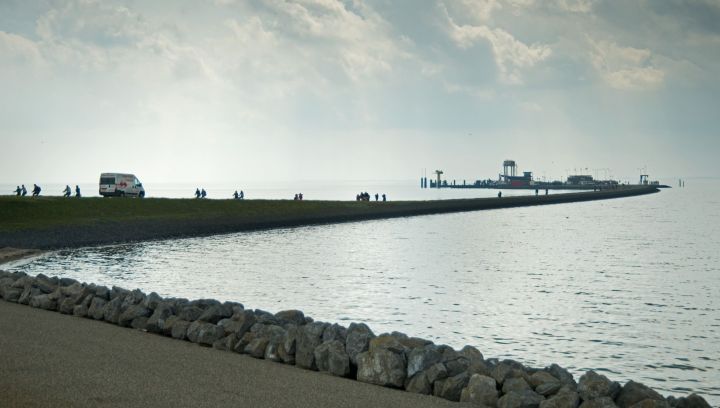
[0,300,464,408]
[0,248,43,264]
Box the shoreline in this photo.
[0,271,711,407]
[0,186,658,250]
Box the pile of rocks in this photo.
[0,270,712,408]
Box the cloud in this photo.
[443,4,551,85]
[590,40,665,90]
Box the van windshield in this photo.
[100,177,115,185]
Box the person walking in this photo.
[75,185,81,198]
[498,191,502,198]
[201,188,207,199]
[195,188,201,199]
[233,190,239,200]
[382,193,386,202]
[13,186,21,196]
[239,190,244,200]
[21,185,27,196]
[63,185,71,197]
[32,184,41,197]
[375,193,379,201]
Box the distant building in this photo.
[567,175,594,185]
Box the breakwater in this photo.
[0,186,658,250]
[0,270,710,408]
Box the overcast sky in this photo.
[1,0,719,183]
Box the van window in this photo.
[100,177,115,185]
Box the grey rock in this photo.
[178,305,204,322]
[425,362,449,384]
[2,287,22,302]
[198,304,232,324]
[531,371,561,389]
[58,297,79,314]
[460,374,499,406]
[540,392,580,408]
[88,297,107,320]
[275,309,305,326]
[345,322,375,365]
[72,296,93,317]
[145,303,175,333]
[492,362,529,386]
[255,310,281,325]
[59,277,78,287]
[296,322,328,370]
[103,297,124,324]
[468,359,495,377]
[498,389,545,408]
[33,276,56,294]
[578,371,621,401]
[407,345,443,378]
[95,285,110,300]
[234,332,256,354]
[579,397,619,408]
[186,321,225,346]
[212,334,238,352]
[19,287,41,305]
[548,364,577,387]
[433,372,470,402]
[504,377,533,393]
[130,316,149,330]
[245,337,270,358]
[616,382,665,408]
[277,325,299,364]
[142,292,162,310]
[458,345,484,363]
[628,401,670,408]
[405,372,432,395]
[161,316,181,336]
[322,323,347,343]
[29,294,57,310]
[314,340,350,377]
[171,320,191,340]
[221,309,256,337]
[118,304,152,327]
[667,394,711,408]
[537,382,564,397]
[356,348,407,388]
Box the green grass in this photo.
[0,196,400,232]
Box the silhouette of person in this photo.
[498,191,502,198]
[298,193,303,200]
[545,189,548,195]
[63,185,71,197]
[535,189,538,196]
[233,190,239,199]
[14,186,21,196]
[195,188,201,199]
[32,184,41,197]
[239,190,244,200]
[201,188,207,198]
[294,194,298,200]
[21,185,27,196]
[375,193,379,201]
[382,193,386,202]
[75,185,81,198]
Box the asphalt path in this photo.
[0,300,465,408]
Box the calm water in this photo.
[7,180,720,403]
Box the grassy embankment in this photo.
[0,186,659,249]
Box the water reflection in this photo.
[10,181,720,404]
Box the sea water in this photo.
[7,179,719,403]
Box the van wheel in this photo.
[139,191,145,198]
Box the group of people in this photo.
[194,188,207,198]
[12,184,42,197]
[233,190,245,200]
[62,185,82,198]
[356,192,387,202]
[293,193,304,200]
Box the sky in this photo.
[1,0,719,184]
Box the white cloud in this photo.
[444,5,551,85]
[590,40,665,90]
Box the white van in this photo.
[99,173,146,198]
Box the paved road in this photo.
[0,300,464,408]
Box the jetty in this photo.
[0,186,659,250]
